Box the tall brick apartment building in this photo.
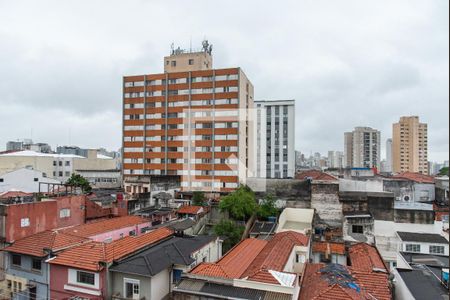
[122,42,254,194]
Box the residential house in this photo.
[109,235,220,300]
[2,231,89,299]
[177,206,205,221]
[276,208,314,234]
[396,231,449,256]
[173,231,310,299]
[295,170,338,182]
[299,243,391,300]
[48,227,173,299]
[384,172,435,207]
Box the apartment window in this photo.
[65,161,70,166]
[405,244,421,253]
[352,225,364,234]
[53,161,57,166]
[429,245,445,254]
[12,254,21,267]
[65,171,71,177]
[59,208,71,218]
[32,259,42,271]
[59,171,63,177]
[77,271,95,285]
[33,178,39,182]
[21,218,30,228]
[58,161,63,167]
[189,59,194,65]
[171,61,176,67]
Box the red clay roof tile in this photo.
[312,242,346,255]
[49,227,173,271]
[392,172,435,184]
[348,243,387,273]
[3,231,89,257]
[61,216,148,238]
[177,205,204,215]
[190,238,268,279]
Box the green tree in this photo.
[214,219,244,253]
[192,191,206,206]
[257,194,279,219]
[66,174,92,194]
[219,185,257,220]
[439,167,449,176]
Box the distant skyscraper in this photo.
[344,127,381,169]
[327,151,344,169]
[392,116,428,174]
[254,100,295,178]
[385,138,393,173]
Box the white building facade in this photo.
[254,100,295,178]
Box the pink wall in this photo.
[5,201,57,242]
[56,195,86,228]
[89,222,152,242]
[50,264,106,300]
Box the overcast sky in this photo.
[0,0,448,161]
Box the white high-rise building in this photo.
[344,127,381,169]
[254,100,295,178]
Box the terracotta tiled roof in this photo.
[0,191,33,199]
[3,231,89,257]
[243,231,309,283]
[295,170,338,181]
[312,242,346,255]
[299,263,391,300]
[392,172,435,184]
[61,216,148,238]
[190,238,268,279]
[177,205,203,215]
[49,227,173,271]
[348,243,387,273]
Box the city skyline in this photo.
[0,1,448,161]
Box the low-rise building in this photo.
[48,227,173,299]
[109,235,220,300]
[311,241,346,265]
[75,169,121,189]
[384,172,435,204]
[173,231,310,299]
[300,243,391,300]
[0,168,61,193]
[177,205,205,221]
[2,231,89,299]
[396,231,449,256]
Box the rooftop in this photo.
[392,172,436,184]
[49,227,173,271]
[175,278,292,300]
[299,263,391,300]
[397,231,448,244]
[190,231,308,286]
[348,243,388,273]
[399,252,449,268]
[250,221,277,235]
[110,235,217,277]
[295,170,338,181]
[397,265,448,300]
[312,241,346,255]
[190,238,267,279]
[3,231,89,257]
[0,190,33,199]
[61,216,149,238]
[177,205,204,215]
[0,150,113,160]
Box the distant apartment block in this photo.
[327,150,344,169]
[392,116,428,175]
[122,42,254,193]
[344,127,381,169]
[253,100,295,178]
[385,138,393,173]
[0,149,118,182]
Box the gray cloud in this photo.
[0,0,448,161]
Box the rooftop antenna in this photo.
[170,43,175,55]
[190,36,192,53]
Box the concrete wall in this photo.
[339,178,383,192]
[151,268,171,300]
[384,180,435,202]
[311,183,342,227]
[89,222,152,242]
